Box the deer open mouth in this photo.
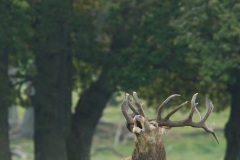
[135,120,143,129]
[132,116,144,134]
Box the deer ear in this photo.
[160,126,171,134]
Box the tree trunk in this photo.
[225,79,240,160]
[33,53,72,160]
[0,53,12,160]
[30,1,72,160]
[68,73,114,160]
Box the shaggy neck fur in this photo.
[131,128,166,160]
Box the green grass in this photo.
[11,138,34,160]
[164,130,225,160]
[11,104,229,160]
[91,130,225,160]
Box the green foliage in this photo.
[86,0,191,91]
[70,0,232,112]
[0,0,32,107]
[172,0,240,85]
[163,0,240,111]
[0,0,31,62]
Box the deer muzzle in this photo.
[133,115,146,134]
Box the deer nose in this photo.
[135,115,142,121]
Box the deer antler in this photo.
[156,93,219,143]
[133,92,145,117]
[121,92,146,124]
[121,93,134,125]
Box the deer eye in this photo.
[150,122,158,127]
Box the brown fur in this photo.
[122,156,132,160]
[123,116,166,160]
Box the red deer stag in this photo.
[121,92,219,160]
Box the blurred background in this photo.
[0,0,240,160]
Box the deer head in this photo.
[121,92,219,160]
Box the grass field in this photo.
[12,103,229,160]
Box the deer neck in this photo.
[132,132,166,160]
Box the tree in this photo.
[0,53,12,160]
[28,1,72,160]
[172,0,240,159]
[0,3,12,160]
[0,0,30,159]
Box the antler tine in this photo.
[201,98,214,122]
[199,98,219,143]
[133,92,145,117]
[209,123,219,143]
[212,131,219,144]
[165,101,188,120]
[157,94,180,120]
[188,93,202,121]
[121,93,134,125]
[187,93,198,120]
[203,122,219,144]
[195,107,202,121]
[128,100,140,115]
[187,94,219,143]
